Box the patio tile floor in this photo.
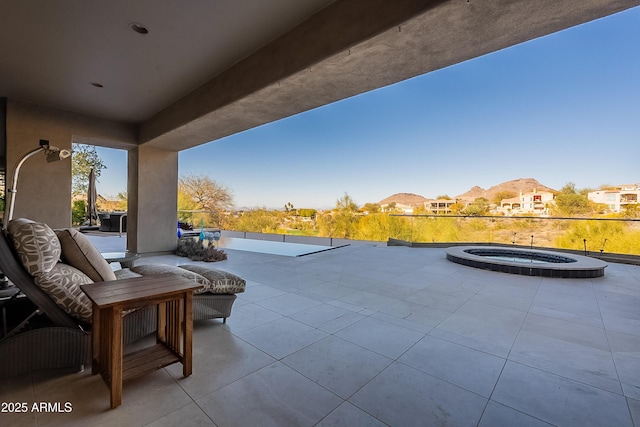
[1,238,640,426]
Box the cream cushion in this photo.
[114,268,143,280]
[179,264,246,294]
[55,228,116,282]
[130,264,211,292]
[8,218,61,276]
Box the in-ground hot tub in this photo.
[445,246,607,278]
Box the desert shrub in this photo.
[554,220,640,254]
[72,200,87,225]
[176,237,227,262]
[202,244,227,262]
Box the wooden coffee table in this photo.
[81,274,200,408]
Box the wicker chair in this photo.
[116,270,239,323]
[0,220,245,378]
[0,231,156,378]
[193,293,237,321]
[117,263,243,324]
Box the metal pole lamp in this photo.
[3,139,72,226]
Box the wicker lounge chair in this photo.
[0,230,156,378]
[0,219,245,378]
[119,263,244,323]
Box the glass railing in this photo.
[388,214,640,256]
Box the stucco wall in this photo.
[4,99,137,228]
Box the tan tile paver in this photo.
[1,237,639,426]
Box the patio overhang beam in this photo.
[139,0,640,152]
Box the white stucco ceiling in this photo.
[0,0,336,123]
[1,1,639,151]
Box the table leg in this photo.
[157,302,166,344]
[110,305,123,409]
[183,292,193,377]
[91,303,101,375]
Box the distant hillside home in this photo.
[425,199,458,214]
[379,193,428,214]
[588,184,640,213]
[499,189,555,215]
[380,202,414,214]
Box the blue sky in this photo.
[96,7,639,209]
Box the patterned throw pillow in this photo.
[178,264,246,294]
[8,218,61,276]
[34,263,94,323]
[130,264,211,293]
[55,228,117,282]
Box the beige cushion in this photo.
[178,264,246,294]
[55,228,117,282]
[8,218,61,276]
[130,264,211,293]
[34,263,94,323]
[114,268,143,280]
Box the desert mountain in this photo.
[455,178,557,202]
[379,193,429,207]
[459,186,485,200]
[376,178,557,207]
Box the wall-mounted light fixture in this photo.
[3,139,72,226]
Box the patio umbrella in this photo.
[87,168,98,225]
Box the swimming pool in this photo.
[87,231,345,257]
[213,236,345,257]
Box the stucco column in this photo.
[5,101,73,228]
[127,145,178,254]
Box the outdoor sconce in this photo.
[3,139,72,226]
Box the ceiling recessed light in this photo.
[130,22,149,35]
[91,82,104,88]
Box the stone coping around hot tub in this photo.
[445,246,608,278]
